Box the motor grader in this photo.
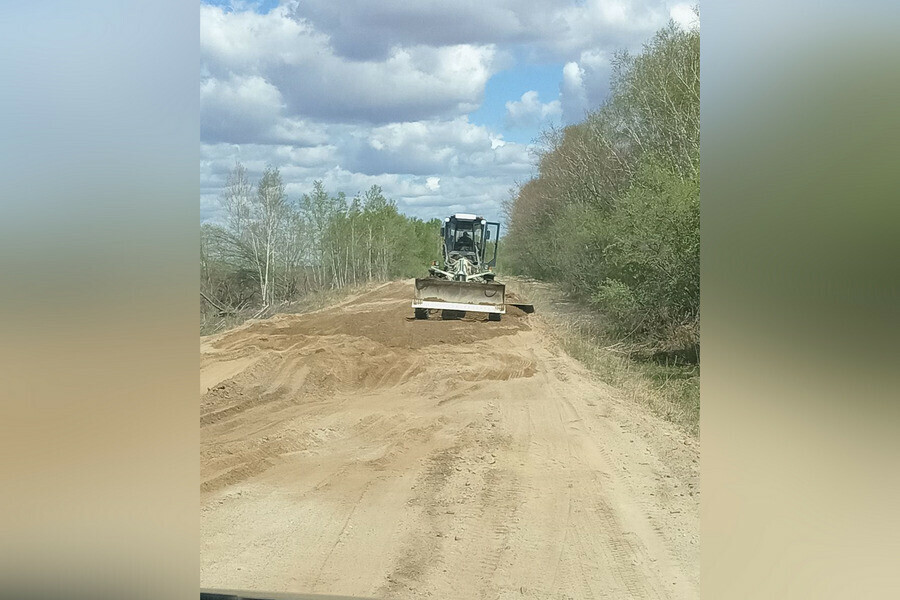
[412,213,532,321]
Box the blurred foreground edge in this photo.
[201,590,375,600]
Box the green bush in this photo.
[599,160,699,343]
[591,278,640,330]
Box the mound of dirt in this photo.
[211,281,530,352]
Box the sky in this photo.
[200,0,698,224]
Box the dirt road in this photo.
[201,281,699,599]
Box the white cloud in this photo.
[201,4,325,71]
[579,49,613,113]
[272,43,499,123]
[289,0,533,60]
[200,75,276,142]
[563,62,585,92]
[579,48,610,73]
[560,61,589,123]
[670,3,699,30]
[426,177,441,191]
[504,91,562,128]
[289,0,671,63]
[201,4,500,124]
[343,117,531,177]
[556,48,617,123]
[551,0,669,55]
[200,74,331,145]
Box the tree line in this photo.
[502,19,699,360]
[201,165,439,323]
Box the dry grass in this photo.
[200,280,383,337]
[506,276,699,436]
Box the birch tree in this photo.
[251,166,288,306]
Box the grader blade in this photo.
[412,278,506,314]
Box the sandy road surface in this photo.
[201,281,699,599]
